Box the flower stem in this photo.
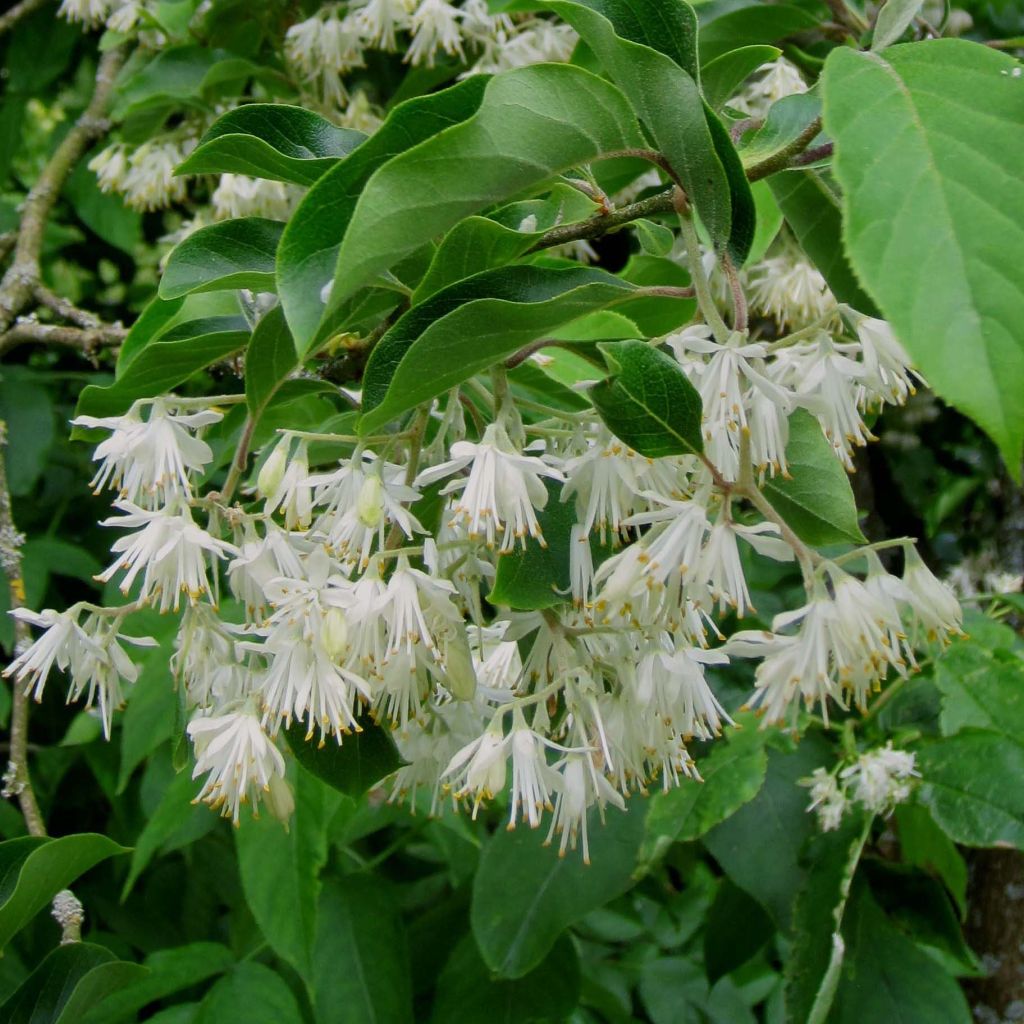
[675,197,730,343]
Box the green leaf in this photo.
[80,943,234,1024]
[703,732,830,931]
[704,879,775,983]
[74,316,249,423]
[121,765,211,900]
[641,723,768,869]
[413,217,540,303]
[316,64,646,341]
[823,41,1024,472]
[784,816,869,1024]
[701,45,782,110]
[635,219,676,257]
[547,0,746,260]
[0,942,146,1024]
[618,254,696,335]
[828,883,971,1023]
[0,834,127,951]
[114,46,255,117]
[245,305,299,422]
[278,75,489,352]
[916,729,1024,849]
[115,296,186,374]
[312,877,413,1024]
[284,719,401,797]
[0,380,55,496]
[431,933,581,1024]
[195,963,303,1024]
[117,637,176,792]
[739,93,822,169]
[698,5,819,64]
[872,0,926,50]
[766,170,877,313]
[66,160,142,255]
[932,640,1024,739]
[471,803,645,978]
[588,339,704,458]
[359,265,635,434]
[176,104,365,184]
[160,218,283,299]
[761,409,865,546]
[894,803,968,917]
[748,178,784,264]
[488,479,610,611]
[235,770,342,979]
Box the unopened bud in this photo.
[322,606,349,661]
[357,474,385,529]
[257,440,288,500]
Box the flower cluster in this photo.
[4,259,961,849]
[803,743,920,830]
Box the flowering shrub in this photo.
[0,0,1022,1020]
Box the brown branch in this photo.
[791,142,834,168]
[0,320,126,357]
[746,116,825,183]
[0,44,128,333]
[0,0,49,37]
[0,423,46,838]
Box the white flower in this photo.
[211,174,293,221]
[901,546,963,641]
[228,519,308,617]
[121,140,190,211]
[699,517,791,617]
[840,743,918,812]
[59,0,112,26]
[188,707,290,825]
[781,334,873,468]
[802,767,848,831]
[637,640,732,740]
[443,718,509,816]
[97,502,236,612]
[508,712,562,828]
[89,144,130,193]
[307,453,422,568]
[2,608,89,702]
[731,58,807,117]
[561,431,648,543]
[851,314,920,408]
[72,398,221,506]
[417,423,563,552]
[262,438,313,531]
[406,0,464,66]
[748,249,836,331]
[379,558,460,658]
[3,607,157,738]
[546,754,624,863]
[355,0,415,49]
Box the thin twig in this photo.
[35,285,101,329]
[530,188,676,253]
[220,415,257,504]
[0,0,49,37]
[746,116,825,183]
[0,44,129,333]
[0,423,46,838]
[0,320,126,357]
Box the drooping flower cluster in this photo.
[5,260,961,848]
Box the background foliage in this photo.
[1,0,1023,1021]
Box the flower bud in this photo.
[257,440,288,500]
[357,473,385,529]
[322,606,349,662]
[442,624,477,701]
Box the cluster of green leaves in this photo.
[2,0,1024,1019]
